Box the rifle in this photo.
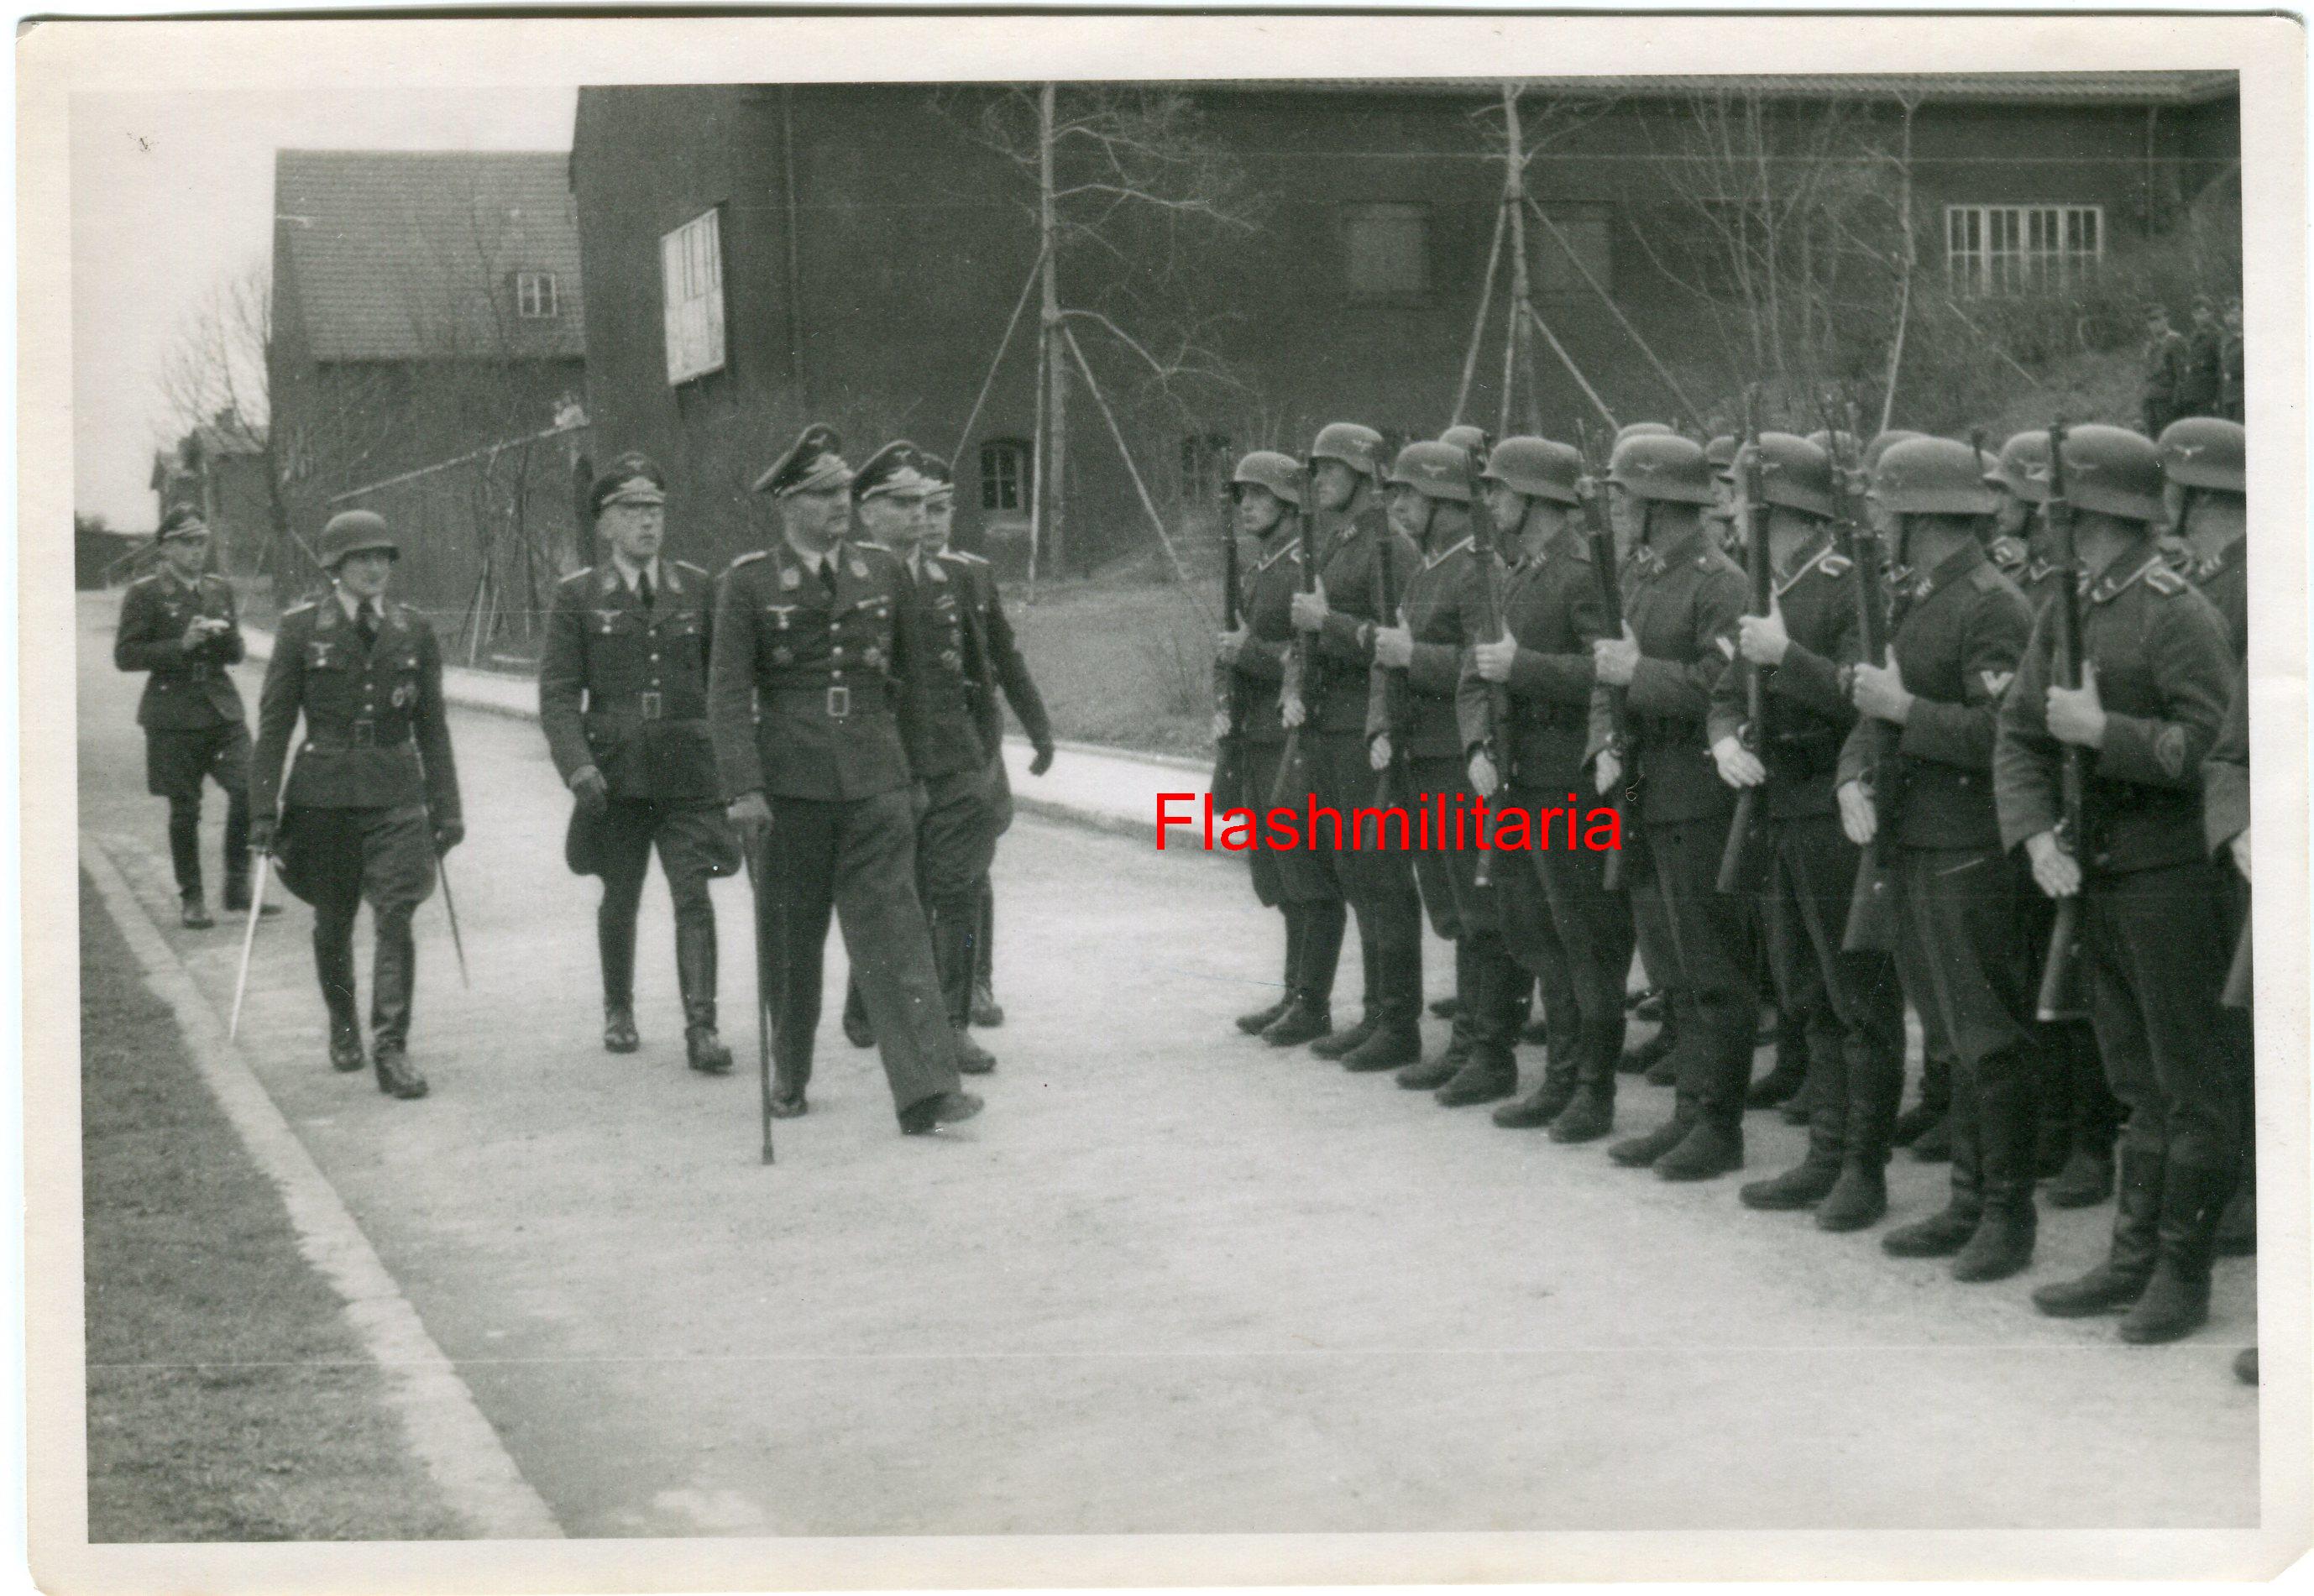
[1212,487,1250,811]
[2036,420,2092,1022]
[1575,420,1630,892]
[1269,459,1322,808]
[1716,390,1772,894]
[1463,444,1513,884]
[1371,501,1415,810]
[1835,429,1900,953]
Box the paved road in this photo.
[76,591,2258,1536]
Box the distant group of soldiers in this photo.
[1212,403,2254,1377]
[119,425,1055,1141]
[2143,296,2244,437]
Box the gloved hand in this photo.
[1029,742,1055,777]
[727,791,773,839]
[570,765,610,815]
[248,817,276,856]
[432,817,466,855]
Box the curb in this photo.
[81,837,565,1540]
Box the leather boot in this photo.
[2119,1157,2228,1344]
[1644,999,1683,1086]
[370,910,417,1060]
[1745,1027,1807,1110]
[2032,1149,2163,1316]
[1909,1111,1953,1163]
[181,895,215,929]
[1311,913,1377,1056]
[1549,1082,1615,1143]
[925,906,996,1074]
[374,1044,429,1100]
[329,1028,366,1072]
[318,918,362,1070]
[1953,1049,2037,1283]
[1656,1112,1744,1182]
[1340,1020,1421,1072]
[1495,1052,1578,1129]
[1262,997,1332,1048]
[601,903,640,1052]
[1238,906,1303,1034]
[167,800,204,904]
[1610,1095,1694,1168]
[1312,1013,1379,1060]
[1437,1054,1516,1107]
[604,1004,641,1054]
[1400,941,1476,1089]
[2213,1146,2256,1258]
[1893,1049,1950,1146]
[1745,1022,1848,1209]
[1819,1032,1900,1232]
[1396,1041,1465,1091]
[970,883,1003,1027]
[1440,939,1521,1105]
[1883,1068,1982,1258]
[676,906,731,1075]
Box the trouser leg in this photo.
[1652,814,1756,1137]
[215,728,254,900]
[167,797,204,899]
[762,797,840,1094]
[830,790,962,1120]
[360,807,437,1055]
[1540,840,1633,1092]
[594,805,652,1010]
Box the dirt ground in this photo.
[74,591,2258,1539]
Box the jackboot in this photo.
[1620,1021,1674,1078]
[1656,1116,1744,1181]
[181,894,215,930]
[1495,1054,1578,1129]
[1893,1049,1950,1147]
[1238,905,1304,1034]
[1437,1053,1517,1107]
[601,905,640,1052]
[1265,899,1344,1046]
[2033,1149,2163,1316]
[1440,939,1522,1105]
[1954,1049,2038,1283]
[318,925,362,1070]
[2119,1157,2229,1344]
[1312,915,1378,1058]
[1262,997,1333,1048]
[1340,1020,1421,1072]
[370,911,417,1060]
[373,1044,429,1100]
[1745,1028,1807,1110]
[604,1004,641,1054]
[675,904,731,1074]
[1611,1094,1694,1168]
[1548,1082,1615,1143]
[1744,1023,1849,1210]
[1883,1070,1982,1258]
[1400,939,1476,1089]
[1312,1014,1379,1060]
[970,883,1003,1027]
[167,800,204,904]
[1819,1032,1901,1232]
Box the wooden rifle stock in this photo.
[1268,462,1322,808]
[1717,399,1772,894]
[1212,487,1249,811]
[1463,447,1513,883]
[2036,421,2092,1022]
[1575,421,1630,891]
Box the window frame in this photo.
[516,270,559,319]
[979,438,1031,516]
[1339,201,1435,305]
[660,208,728,387]
[1944,203,2103,296]
[1531,204,1615,300]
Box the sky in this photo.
[71,87,578,529]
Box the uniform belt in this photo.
[764,683,889,719]
[587,692,692,721]
[304,721,411,751]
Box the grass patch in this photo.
[1001,573,1222,761]
[81,871,466,1541]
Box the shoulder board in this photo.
[281,599,319,617]
[559,566,597,588]
[675,560,709,578]
[1987,536,2027,568]
[1818,552,1852,578]
[727,550,769,571]
[127,572,160,589]
[2143,564,2191,596]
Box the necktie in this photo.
[819,557,838,602]
[637,570,654,611]
[357,601,379,650]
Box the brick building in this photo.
[568,75,2239,577]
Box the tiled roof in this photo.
[275,150,584,364]
[1216,72,2238,107]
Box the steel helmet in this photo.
[1704,435,1739,476]
[1870,437,2000,518]
[1736,432,1836,519]
[2053,424,2165,525]
[1863,429,1926,474]
[1615,421,1674,447]
[2158,416,2245,494]
[1386,441,1475,503]
[1483,437,1582,506]
[318,510,399,568]
[1985,430,2050,500]
[1310,421,1388,482]
[1230,450,1306,508]
[1806,428,1861,461]
[1439,423,1493,458]
[1610,432,1715,506]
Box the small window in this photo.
[516,271,558,319]
[661,209,726,385]
[1180,433,1233,505]
[1533,206,1614,298]
[1945,204,2102,296]
[1342,203,1431,301]
[979,439,1030,515]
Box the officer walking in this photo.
[1286,422,1427,1070]
[1369,440,1527,1107]
[1998,423,2243,1343]
[538,453,738,1073]
[115,505,274,929]
[709,426,981,1135]
[1589,432,1756,1180]
[1463,436,1631,1142]
[1710,433,1907,1228]
[248,510,463,1098]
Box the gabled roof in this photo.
[275,150,585,363]
[1217,72,2238,107]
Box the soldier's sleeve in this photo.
[1234,636,1288,683]
[982,578,1053,750]
[1628,564,1741,722]
[1767,579,1858,727]
[412,620,462,828]
[1313,536,1382,667]
[1835,717,1869,791]
[1454,651,1490,759]
[1906,585,2029,776]
[1403,564,1474,696]
[1505,567,1601,707]
[248,613,306,825]
[1366,646,1391,744]
[1704,627,1746,750]
[2203,667,2249,852]
[2097,590,2233,792]
[1993,602,2062,850]
[889,569,937,777]
[537,579,593,784]
[213,582,248,666]
[707,563,767,798]
[112,582,174,672]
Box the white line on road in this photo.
[81,837,564,1541]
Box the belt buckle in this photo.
[351,719,376,748]
[826,683,851,719]
[639,691,664,720]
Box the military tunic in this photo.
[708,536,959,1119]
[114,568,254,899]
[1221,529,1320,909]
[538,557,737,1027]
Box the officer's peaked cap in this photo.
[752,424,853,496]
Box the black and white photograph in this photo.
[20,12,2310,1588]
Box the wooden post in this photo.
[1501,86,1544,437]
[1038,82,1070,579]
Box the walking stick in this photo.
[227,850,273,1042]
[741,830,776,1165]
[435,850,472,989]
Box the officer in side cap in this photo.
[115,505,270,929]
[709,425,982,1136]
[538,452,738,1075]
[248,510,463,1100]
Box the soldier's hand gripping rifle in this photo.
[1575,421,1630,892]
[1212,480,1250,812]
[1717,391,1773,894]
[1463,445,1514,885]
[2035,420,2092,1021]
[1836,431,1901,953]
[1370,497,1415,811]
[1270,458,1322,808]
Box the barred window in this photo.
[516,271,558,319]
[980,439,1030,515]
[1945,205,2102,296]
[660,209,726,385]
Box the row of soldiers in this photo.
[1212,408,2254,1365]
[117,426,1055,1139]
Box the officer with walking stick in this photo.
[246,510,463,1099]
